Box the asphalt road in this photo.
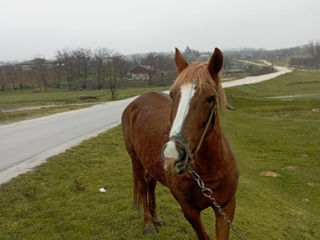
[0,66,291,184]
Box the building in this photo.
[225,64,244,73]
[20,58,53,72]
[129,65,155,80]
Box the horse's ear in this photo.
[208,48,223,77]
[175,48,188,74]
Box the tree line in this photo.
[0,47,185,97]
[222,41,320,69]
[1,41,318,94]
[289,41,320,68]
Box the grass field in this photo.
[0,86,169,124]
[0,70,319,239]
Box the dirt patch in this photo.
[79,96,98,100]
[308,182,320,187]
[260,171,280,177]
[287,166,299,170]
[300,153,309,158]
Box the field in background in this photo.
[0,70,319,239]
[0,86,171,108]
[223,70,320,239]
[0,86,168,124]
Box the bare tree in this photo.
[107,54,124,99]
[72,49,83,85]
[71,48,91,89]
[303,41,320,68]
[22,68,35,88]
[141,52,157,85]
[131,54,143,66]
[54,51,65,88]
[116,56,133,80]
[152,54,175,81]
[314,41,320,68]
[16,66,24,89]
[33,57,49,91]
[3,65,19,89]
[0,68,5,90]
[56,49,75,89]
[93,48,112,89]
[80,48,92,89]
[307,41,316,67]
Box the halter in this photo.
[165,82,217,164]
[170,104,216,164]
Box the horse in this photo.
[121,48,239,240]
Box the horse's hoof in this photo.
[143,224,157,234]
[152,215,165,226]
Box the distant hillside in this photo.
[222,41,320,68]
[0,60,20,66]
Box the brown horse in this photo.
[121,48,239,240]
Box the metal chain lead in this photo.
[187,165,244,240]
[167,82,243,238]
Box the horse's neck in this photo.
[195,121,230,179]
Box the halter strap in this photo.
[193,104,216,159]
[170,102,216,163]
[167,82,217,164]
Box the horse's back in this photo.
[122,91,171,144]
[122,91,171,135]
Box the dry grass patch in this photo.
[259,171,280,177]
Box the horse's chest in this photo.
[170,175,233,210]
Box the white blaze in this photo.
[163,83,195,160]
[163,141,179,159]
[170,83,195,137]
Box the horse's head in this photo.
[162,48,225,174]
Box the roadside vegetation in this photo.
[0,70,319,239]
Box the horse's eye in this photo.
[207,95,216,103]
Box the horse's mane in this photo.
[171,62,227,113]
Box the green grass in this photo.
[0,87,170,108]
[223,70,320,239]
[0,86,169,124]
[0,70,319,239]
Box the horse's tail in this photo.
[131,156,144,209]
[121,106,144,209]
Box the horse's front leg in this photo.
[146,176,164,226]
[213,196,236,240]
[181,205,210,240]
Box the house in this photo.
[225,64,244,73]
[129,65,155,80]
[20,58,53,72]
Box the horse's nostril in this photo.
[179,148,186,161]
[177,168,186,174]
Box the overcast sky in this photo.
[1,0,320,61]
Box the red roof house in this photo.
[129,65,155,80]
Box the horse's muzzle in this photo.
[162,140,188,174]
